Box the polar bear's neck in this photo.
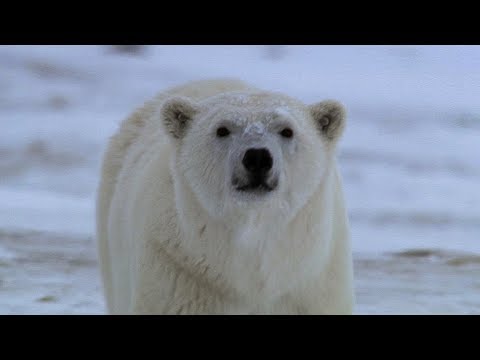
[169,160,347,303]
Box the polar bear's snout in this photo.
[232,147,278,193]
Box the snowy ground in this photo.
[1,45,479,314]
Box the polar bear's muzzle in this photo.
[232,147,279,194]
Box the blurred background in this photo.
[0,45,479,314]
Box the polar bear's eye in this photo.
[279,128,294,138]
[216,126,231,137]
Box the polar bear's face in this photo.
[162,92,345,220]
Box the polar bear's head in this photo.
[161,92,346,221]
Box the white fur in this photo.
[96,78,354,314]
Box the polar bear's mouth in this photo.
[233,176,278,193]
[236,182,275,192]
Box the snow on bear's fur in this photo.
[96,78,354,314]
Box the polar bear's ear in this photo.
[161,97,200,139]
[309,100,346,143]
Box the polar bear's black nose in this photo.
[242,148,273,174]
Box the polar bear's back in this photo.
[164,78,255,100]
[96,78,254,311]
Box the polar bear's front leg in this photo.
[131,259,241,315]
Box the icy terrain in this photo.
[0,45,479,314]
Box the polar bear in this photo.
[96,78,354,314]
